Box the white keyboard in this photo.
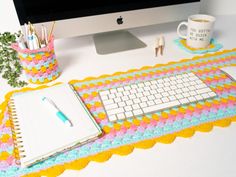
[99,72,217,122]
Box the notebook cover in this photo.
[8,83,102,167]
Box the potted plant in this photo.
[0,32,27,87]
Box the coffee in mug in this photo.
[177,14,216,48]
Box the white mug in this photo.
[177,14,216,48]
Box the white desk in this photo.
[1,14,236,177]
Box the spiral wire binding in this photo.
[8,98,26,165]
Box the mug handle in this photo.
[177,22,188,39]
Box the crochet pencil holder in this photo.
[11,36,60,84]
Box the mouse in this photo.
[220,66,236,81]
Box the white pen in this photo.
[27,30,34,50]
[32,31,40,49]
[44,25,48,44]
[24,23,29,46]
[42,97,73,127]
[41,25,46,47]
[17,33,26,49]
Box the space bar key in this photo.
[142,100,180,113]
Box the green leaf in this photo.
[0,31,28,87]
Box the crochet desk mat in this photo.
[0,49,236,177]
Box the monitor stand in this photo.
[93,30,147,55]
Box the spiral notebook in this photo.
[8,83,102,167]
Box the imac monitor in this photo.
[13,0,200,54]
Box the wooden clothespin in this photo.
[159,36,165,56]
[155,37,159,57]
[155,36,165,57]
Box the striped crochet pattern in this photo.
[0,49,235,177]
[11,37,60,84]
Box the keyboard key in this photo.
[105,103,118,110]
[147,100,155,106]
[110,89,117,94]
[125,100,133,106]
[144,81,151,86]
[109,115,117,121]
[151,80,157,85]
[118,102,126,107]
[133,98,141,104]
[150,89,157,94]
[114,97,121,103]
[103,99,114,105]
[142,100,180,113]
[179,98,189,104]
[154,99,162,104]
[168,95,176,101]
[129,94,136,99]
[100,90,110,96]
[123,91,130,96]
[101,95,108,100]
[131,84,138,89]
[138,83,145,87]
[109,93,116,99]
[143,91,151,96]
[195,95,203,101]
[132,104,140,109]
[140,102,148,108]
[124,86,131,90]
[117,87,124,92]
[161,97,169,103]
[107,107,124,116]
[140,96,148,102]
[136,93,143,98]
[125,111,133,117]
[117,113,126,120]
[133,109,143,116]
[121,95,129,101]
[147,95,155,100]
[208,92,217,97]
[124,106,132,111]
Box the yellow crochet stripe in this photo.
[27,73,61,85]
[180,39,216,50]
[0,48,235,177]
[18,51,54,62]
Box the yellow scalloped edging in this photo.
[21,116,236,177]
[0,48,236,177]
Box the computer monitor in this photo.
[13,0,200,54]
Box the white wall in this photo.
[0,0,236,33]
[200,0,236,15]
[0,0,20,33]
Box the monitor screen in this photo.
[14,0,199,25]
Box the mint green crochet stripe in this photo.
[73,52,236,87]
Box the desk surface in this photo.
[1,14,236,177]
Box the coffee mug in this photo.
[177,14,216,48]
